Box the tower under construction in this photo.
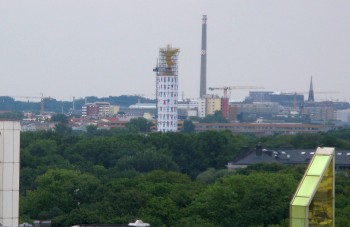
[199,15,207,98]
[154,45,180,132]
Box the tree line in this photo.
[0,95,155,113]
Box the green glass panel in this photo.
[292,197,310,206]
[291,205,307,218]
[290,149,334,227]
[307,155,331,176]
[309,166,334,226]
[297,176,320,197]
[291,218,306,227]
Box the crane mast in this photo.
[10,93,52,115]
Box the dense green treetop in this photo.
[18,127,350,226]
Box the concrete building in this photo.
[336,109,350,123]
[232,102,281,122]
[21,122,56,132]
[246,91,274,102]
[270,93,304,108]
[154,45,179,132]
[206,95,221,115]
[228,106,238,121]
[302,106,335,122]
[198,98,206,118]
[198,95,221,117]
[233,102,280,115]
[195,122,331,136]
[0,121,20,227]
[109,105,120,115]
[82,102,117,117]
[245,91,304,108]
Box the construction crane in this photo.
[11,93,52,115]
[208,86,264,99]
[294,91,340,95]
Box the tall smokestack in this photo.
[200,15,207,98]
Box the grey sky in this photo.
[1,1,350,102]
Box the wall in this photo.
[0,121,20,227]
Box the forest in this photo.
[19,121,350,227]
[0,95,154,113]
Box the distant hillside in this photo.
[0,95,156,113]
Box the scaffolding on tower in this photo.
[154,45,180,132]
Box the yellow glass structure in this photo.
[290,147,335,227]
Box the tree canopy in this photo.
[18,126,350,226]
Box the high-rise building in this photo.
[198,95,222,117]
[154,45,180,132]
[206,95,221,115]
[0,121,20,227]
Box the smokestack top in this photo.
[202,15,207,24]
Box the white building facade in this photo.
[0,121,20,227]
[198,98,206,118]
[155,45,179,132]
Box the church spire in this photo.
[308,76,315,102]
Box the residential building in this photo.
[82,102,114,117]
[206,95,221,115]
[227,145,350,170]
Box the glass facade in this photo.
[290,147,334,227]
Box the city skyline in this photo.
[1,1,350,101]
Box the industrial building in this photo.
[301,106,335,122]
[195,122,331,136]
[154,45,179,132]
[0,121,20,227]
[245,91,304,108]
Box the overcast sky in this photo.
[1,1,350,102]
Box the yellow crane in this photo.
[208,86,264,99]
[12,93,52,115]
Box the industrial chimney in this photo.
[199,15,207,98]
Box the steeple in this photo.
[308,76,315,102]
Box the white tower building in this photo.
[155,45,179,132]
[0,121,20,227]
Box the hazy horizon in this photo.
[1,1,350,102]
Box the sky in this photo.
[1,1,350,102]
